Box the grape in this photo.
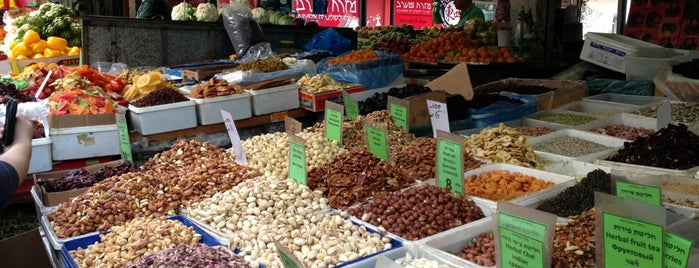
[0,82,37,104]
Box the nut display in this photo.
[307,148,415,209]
[188,176,391,267]
[297,74,349,93]
[49,140,257,238]
[226,131,346,178]
[69,216,201,268]
[590,124,655,140]
[513,126,554,137]
[553,208,596,268]
[128,244,252,268]
[465,170,555,201]
[533,136,614,157]
[38,162,140,192]
[662,182,699,208]
[232,58,289,72]
[393,137,484,180]
[348,184,485,241]
[189,77,244,98]
[536,169,611,217]
[456,232,496,266]
[633,102,699,123]
[464,123,541,169]
[607,124,699,170]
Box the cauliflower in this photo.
[251,7,269,24]
[171,2,196,21]
[195,3,219,22]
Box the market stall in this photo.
[1,1,699,268]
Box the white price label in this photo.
[427,100,450,137]
[221,109,247,165]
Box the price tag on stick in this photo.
[343,91,359,121]
[495,202,557,268]
[364,120,391,161]
[285,116,302,136]
[221,109,247,165]
[436,130,464,195]
[387,96,410,131]
[288,135,307,185]
[115,113,133,163]
[427,100,450,138]
[657,100,672,130]
[325,101,344,147]
[274,241,305,268]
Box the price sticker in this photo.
[221,109,247,165]
[427,100,450,138]
[285,116,302,136]
[288,135,307,185]
[436,130,464,195]
[616,181,662,206]
[274,241,305,268]
[387,96,409,131]
[664,231,692,268]
[602,212,663,268]
[325,101,344,147]
[365,120,390,161]
[115,113,132,163]
[343,91,359,121]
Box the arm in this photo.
[0,117,34,185]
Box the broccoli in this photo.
[26,15,46,28]
[69,22,81,35]
[58,30,72,40]
[44,10,61,22]
[38,3,53,14]
[13,16,29,27]
[42,24,59,37]
[53,16,71,30]
[68,36,81,47]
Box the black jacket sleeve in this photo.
[0,160,20,211]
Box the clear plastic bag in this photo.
[221,2,272,62]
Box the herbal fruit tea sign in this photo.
[294,0,360,28]
[393,0,434,28]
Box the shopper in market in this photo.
[0,116,33,211]
[454,0,486,28]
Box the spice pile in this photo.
[534,136,613,157]
[532,113,597,126]
[632,102,699,123]
[607,124,699,170]
[537,169,611,217]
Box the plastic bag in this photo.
[96,62,128,75]
[654,63,699,103]
[467,92,538,128]
[0,100,50,137]
[316,51,404,89]
[302,28,351,56]
[221,2,271,62]
[586,77,655,96]
[218,68,310,86]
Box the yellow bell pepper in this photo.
[8,40,19,51]
[23,30,41,45]
[11,43,33,58]
[31,40,48,54]
[46,37,68,51]
[32,54,45,59]
[44,48,64,58]
[67,46,81,56]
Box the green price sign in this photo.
[436,137,464,195]
[616,181,662,206]
[366,125,389,161]
[389,103,408,131]
[325,107,343,147]
[343,91,359,121]
[665,231,692,268]
[497,212,547,268]
[602,212,663,268]
[288,138,307,185]
[115,113,132,163]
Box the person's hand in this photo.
[12,117,34,145]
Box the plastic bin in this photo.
[248,84,300,115]
[340,244,467,268]
[542,160,612,180]
[624,48,692,80]
[594,158,699,177]
[583,93,666,107]
[579,32,662,73]
[190,92,252,125]
[577,113,659,134]
[60,216,220,268]
[522,110,604,131]
[462,163,577,212]
[423,217,495,268]
[50,125,120,161]
[556,100,638,117]
[28,137,52,174]
[529,129,628,163]
[128,101,198,135]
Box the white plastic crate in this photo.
[128,100,197,135]
[577,113,659,135]
[529,129,628,163]
[594,158,699,177]
[28,137,52,174]
[462,163,576,212]
[543,160,612,180]
[340,244,467,268]
[522,109,604,131]
[583,93,666,107]
[190,92,252,125]
[423,217,495,268]
[579,32,662,73]
[556,100,638,117]
[247,84,299,115]
[50,125,120,161]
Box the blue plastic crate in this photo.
[61,215,220,268]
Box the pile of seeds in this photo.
[534,136,614,157]
[607,124,699,170]
[537,169,611,217]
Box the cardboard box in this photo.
[474,78,587,110]
[47,113,117,129]
[298,84,366,112]
[0,229,52,268]
[7,55,80,74]
[33,160,127,207]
